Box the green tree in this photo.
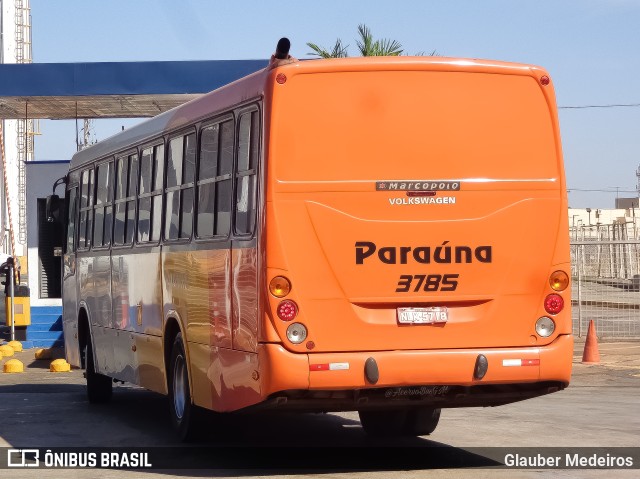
[307,24,404,58]
[306,38,349,59]
[355,24,403,56]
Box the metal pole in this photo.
[577,245,583,338]
[8,257,15,342]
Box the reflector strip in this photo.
[502,359,521,367]
[502,359,540,367]
[522,359,540,366]
[310,364,329,371]
[330,362,350,370]
[310,362,350,371]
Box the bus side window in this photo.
[93,161,114,248]
[127,154,139,244]
[217,120,233,236]
[150,144,164,242]
[196,119,233,238]
[65,186,78,254]
[165,137,183,240]
[138,148,153,242]
[115,154,138,246]
[165,133,195,241]
[78,168,94,250]
[235,110,259,236]
[114,157,127,245]
[182,133,196,239]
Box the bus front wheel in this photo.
[168,333,199,441]
[84,336,112,404]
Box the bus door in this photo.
[111,152,141,385]
[79,163,116,376]
[231,108,260,353]
[62,184,80,367]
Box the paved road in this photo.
[0,341,638,478]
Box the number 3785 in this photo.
[395,274,459,293]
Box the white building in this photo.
[569,207,640,241]
[26,160,68,306]
[1,0,33,259]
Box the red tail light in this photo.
[277,300,298,321]
[544,294,564,315]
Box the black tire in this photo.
[168,333,199,441]
[84,336,112,404]
[403,407,441,436]
[358,409,408,437]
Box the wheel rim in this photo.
[173,353,186,420]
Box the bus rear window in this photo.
[272,71,558,183]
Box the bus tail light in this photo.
[549,271,569,292]
[286,323,307,344]
[269,276,292,298]
[544,294,564,315]
[536,317,556,337]
[277,300,298,321]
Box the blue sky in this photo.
[30,0,640,208]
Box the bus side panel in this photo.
[123,248,164,389]
[190,342,221,410]
[90,325,116,377]
[78,254,115,375]
[133,332,166,394]
[231,243,258,353]
[189,343,261,412]
[162,250,190,340]
[62,251,80,367]
[187,248,233,350]
[110,253,136,384]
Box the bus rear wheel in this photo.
[358,407,441,437]
[358,409,407,437]
[84,336,112,404]
[403,407,441,436]
[168,333,199,441]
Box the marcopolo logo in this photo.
[376,181,460,191]
[377,181,460,206]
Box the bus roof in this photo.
[68,56,547,171]
[69,67,270,170]
[287,55,541,76]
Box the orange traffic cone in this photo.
[582,320,600,364]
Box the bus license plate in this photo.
[397,307,448,324]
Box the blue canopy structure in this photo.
[0,60,268,119]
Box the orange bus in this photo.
[51,55,572,440]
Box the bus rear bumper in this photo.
[257,334,572,410]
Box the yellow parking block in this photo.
[35,348,53,360]
[50,359,71,373]
[0,345,15,357]
[7,340,23,352]
[3,359,24,373]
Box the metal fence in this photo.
[571,240,640,339]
